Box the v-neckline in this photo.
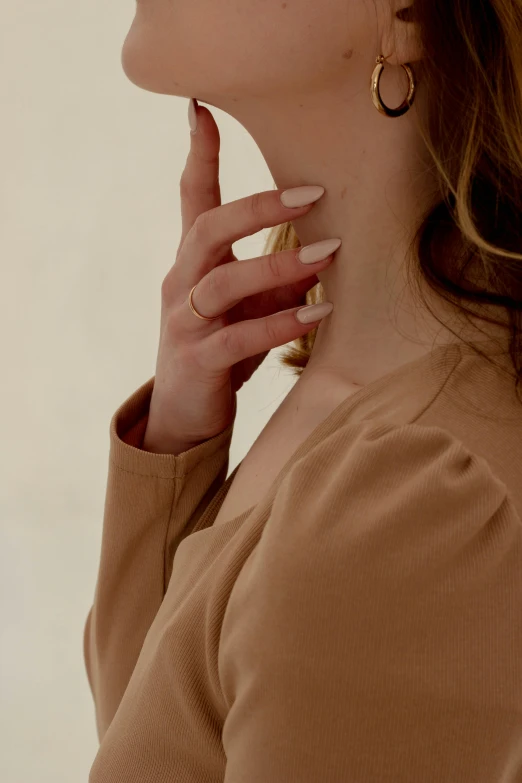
[191,462,253,534]
[194,342,465,533]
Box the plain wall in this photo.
[0,3,300,780]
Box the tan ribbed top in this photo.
[84,341,522,782]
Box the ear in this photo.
[381,2,423,66]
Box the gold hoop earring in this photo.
[371,54,416,118]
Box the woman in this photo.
[84,1,522,780]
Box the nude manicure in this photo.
[280,185,325,208]
[298,238,342,264]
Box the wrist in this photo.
[141,425,200,456]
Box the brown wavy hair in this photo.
[263,0,522,402]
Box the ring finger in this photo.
[190,239,340,320]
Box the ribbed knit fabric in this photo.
[84,341,522,782]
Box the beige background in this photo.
[0,3,300,781]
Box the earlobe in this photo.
[402,24,424,65]
[382,1,423,68]
[383,26,423,69]
[396,3,418,23]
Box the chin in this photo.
[119,5,252,109]
[121,19,170,95]
[120,11,193,98]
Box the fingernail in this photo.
[280,185,325,208]
[188,98,198,135]
[296,302,334,324]
[298,238,342,265]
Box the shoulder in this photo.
[247,417,519,606]
[269,417,513,534]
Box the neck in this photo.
[209,63,504,389]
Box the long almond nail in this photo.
[280,186,325,208]
[296,302,334,324]
[188,98,198,135]
[298,238,342,265]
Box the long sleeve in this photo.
[83,376,236,742]
[218,419,522,783]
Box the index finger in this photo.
[179,100,222,246]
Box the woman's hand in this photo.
[143,100,336,454]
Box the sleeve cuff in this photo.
[108,376,236,480]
